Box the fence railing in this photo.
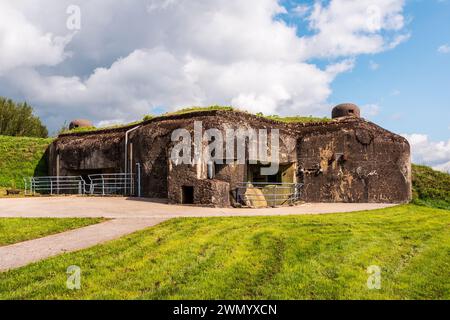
[236,182,303,207]
[23,173,135,196]
[24,176,86,196]
[86,173,135,196]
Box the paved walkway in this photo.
[0,197,396,272]
[0,197,395,219]
[0,218,167,272]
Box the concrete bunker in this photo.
[47,104,412,207]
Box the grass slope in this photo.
[412,164,450,210]
[0,204,448,300]
[0,135,52,190]
[0,218,104,246]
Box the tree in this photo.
[0,97,48,138]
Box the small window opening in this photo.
[181,186,194,204]
[214,163,227,177]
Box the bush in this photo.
[412,164,450,210]
[0,97,48,138]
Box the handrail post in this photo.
[136,163,141,198]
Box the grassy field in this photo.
[0,135,52,190]
[0,218,104,246]
[0,126,449,300]
[0,204,448,300]
[412,164,450,210]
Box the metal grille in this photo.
[24,176,85,195]
[86,173,135,196]
[236,182,303,207]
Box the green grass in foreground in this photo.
[0,135,52,189]
[0,204,448,300]
[0,218,104,246]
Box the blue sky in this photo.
[328,0,450,141]
[0,0,449,171]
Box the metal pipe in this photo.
[136,163,141,198]
[124,126,141,195]
[124,126,141,175]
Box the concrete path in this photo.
[0,197,395,219]
[0,197,396,272]
[0,218,167,272]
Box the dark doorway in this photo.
[181,186,194,204]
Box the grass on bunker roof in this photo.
[61,106,330,134]
[0,204,448,300]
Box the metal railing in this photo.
[236,182,303,207]
[23,173,136,197]
[86,173,135,196]
[24,176,86,195]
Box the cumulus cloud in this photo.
[292,4,311,17]
[0,0,409,130]
[361,104,380,118]
[298,0,409,59]
[438,44,450,54]
[434,161,450,173]
[402,133,450,172]
[0,2,70,75]
[369,60,380,70]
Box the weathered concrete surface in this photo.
[0,197,396,219]
[0,218,167,272]
[49,110,412,207]
[296,118,412,203]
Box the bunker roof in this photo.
[56,108,408,146]
[58,109,331,137]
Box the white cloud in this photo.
[402,133,450,172]
[298,0,409,59]
[292,4,310,17]
[369,60,380,70]
[14,48,348,124]
[438,44,450,54]
[96,119,126,128]
[434,161,450,174]
[0,2,70,75]
[0,0,409,130]
[361,104,380,118]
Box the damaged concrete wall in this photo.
[48,110,412,206]
[295,118,412,203]
[48,131,125,176]
[160,112,298,207]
